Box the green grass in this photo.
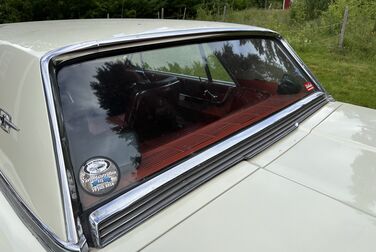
[197,8,376,109]
[300,50,376,109]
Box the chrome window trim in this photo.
[41,46,80,246]
[51,27,279,64]
[37,26,330,249]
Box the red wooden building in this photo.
[283,0,292,9]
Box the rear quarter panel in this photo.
[0,43,66,240]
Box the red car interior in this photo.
[107,75,308,189]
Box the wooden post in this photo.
[222,5,227,21]
[183,7,186,20]
[161,8,164,19]
[157,11,160,19]
[338,6,349,49]
[121,0,125,18]
[107,13,109,19]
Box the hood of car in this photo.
[131,102,376,252]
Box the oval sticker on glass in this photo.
[79,157,119,196]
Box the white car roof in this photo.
[0,19,273,57]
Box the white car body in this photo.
[0,19,375,252]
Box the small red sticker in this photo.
[304,82,315,92]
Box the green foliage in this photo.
[290,0,331,22]
[196,1,285,22]
[0,0,202,22]
[0,0,286,23]
[320,0,376,57]
[0,0,33,22]
[323,0,376,22]
[300,50,376,109]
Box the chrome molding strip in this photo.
[89,92,328,247]
[0,169,86,252]
[67,27,274,54]
[37,26,329,249]
[51,27,279,64]
[40,53,83,250]
[101,27,277,48]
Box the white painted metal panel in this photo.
[141,169,376,252]
[0,44,66,240]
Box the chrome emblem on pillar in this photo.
[0,108,20,133]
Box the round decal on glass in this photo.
[79,157,119,196]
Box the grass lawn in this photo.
[299,50,376,109]
[197,8,376,109]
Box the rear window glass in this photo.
[57,38,316,209]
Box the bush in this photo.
[291,0,331,22]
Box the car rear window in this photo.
[56,38,316,209]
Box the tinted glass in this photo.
[57,38,316,209]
